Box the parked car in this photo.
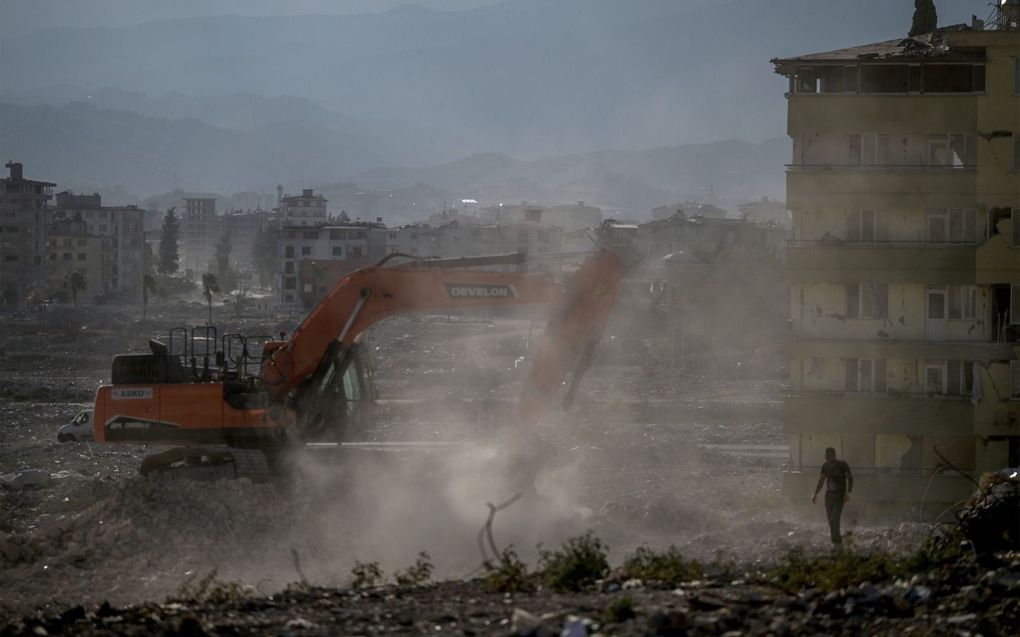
[57,410,93,442]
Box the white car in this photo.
[57,409,94,442]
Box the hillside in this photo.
[0,0,987,158]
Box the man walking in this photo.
[812,447,853,547]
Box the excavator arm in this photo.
[262,250,620,429]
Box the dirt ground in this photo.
[0,302,931,625]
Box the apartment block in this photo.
[276,222,396,306]
[0,162,55,306]
[773,23,1020,514]
[47,217,113,305]
[54,191,145,303]
[281,189,328,227]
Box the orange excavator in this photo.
[92,250,620,479]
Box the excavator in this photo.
[92,250,620,480]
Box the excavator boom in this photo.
[92,250,619,473]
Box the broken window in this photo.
[817,66,848,93]
[860,65,910,93]
[795,67,818,93]
[928,134,949,166]
[949,134,974,166]
[946,360,975,396]
[924,65,984,93]
[1011,284,1020,325]
[847,209,876,242]
[846,283,888,319]
[948,284,978,319]
[947,209,978,242]
[845,66,859,92]
[925,362,946,394]
[909,65,922,92]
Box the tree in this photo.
[158,207,180,275]
[201,272,219,325]
[909,0,937,36]
[214,231,231,276]
[142,273,158,320]
[67,270,86,308]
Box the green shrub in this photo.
[537,532,609,592]
[603,595,637,623]
[394,552,433,587]
[622,546,704,586]
[767,547,903,593]
[350,561,384,589]
[484,546,532,592]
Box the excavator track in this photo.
[140,446,271,482]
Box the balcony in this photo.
[787,94,978,135]
[786,241,976,284]
[787,165,977,209]
[784,392,974,436]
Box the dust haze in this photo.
[0,0,1003,624]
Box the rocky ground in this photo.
[3,301,1013,634]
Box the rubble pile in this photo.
[3,555,1017,636]
[957,469,1020,556]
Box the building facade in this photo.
[180,197,217,273]
[281,189,328,227]
[54,191,145,303]
[47,218,113,305]
[0,162,55,306]
[276,223,395,306]
[773,24,1020,514]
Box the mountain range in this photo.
[0,0,988,208]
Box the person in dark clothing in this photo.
[811,447,853,547]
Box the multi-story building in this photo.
[0,162,55,306]
[276,222,396,306]
[46,217,113,305]
[219,210,267,271]
[180,197,217,273]
[281,189,328,227]
[773,21,1020,515]
[54,191,145,302]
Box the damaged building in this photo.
[773,22,1020,515]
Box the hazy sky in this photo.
[0,0,508,36]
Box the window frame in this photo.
[844,357,887,393]
[846,283,889,320]
[947,284,978,320]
